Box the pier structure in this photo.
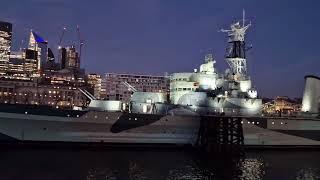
[197,115,244,156]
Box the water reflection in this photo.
[166,162,214,180]
[239,158,265,180]
[83,152,267,180]
[128,161,151,180]
[0,147,319,180]
[296,168,320,180]
[86,168,118,180]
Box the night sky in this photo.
[0,0,319,98]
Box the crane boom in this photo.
[58,27,66,49]
[77,25,84,66]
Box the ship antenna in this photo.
[242,9,245,27]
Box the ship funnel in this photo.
[301,75,320,114]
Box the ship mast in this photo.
[221,10,251,78]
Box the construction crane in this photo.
[77,25,84,65]
[58,27,66,49]
[57,27,66,66]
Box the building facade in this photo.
[262,96,301,115]
[0,79,87,108]
[0,21,12,75]
[7,49,39,80]
[102,73,169,102]
[65,46,80,69]
[86,73,102,99]
[28,31,48,76]
[59,46,80,70]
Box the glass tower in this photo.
[0,21,12,75]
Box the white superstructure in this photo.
[302,75,320,114]
[169,12,261,116]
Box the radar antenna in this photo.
[221,9,251,42]
[221,10,252,77]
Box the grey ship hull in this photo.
[0,111,200,144]
[242,117,320,146]
[0,110,320,146]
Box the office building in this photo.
[65,46,80,69]
[59,46,80,70]
[86,73,102,99]
[102,73,169,102]
[0,21,12,75]
[28,31,47,75]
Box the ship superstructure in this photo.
[169,11,261,116]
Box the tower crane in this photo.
[58,27,66,49]
[77,25,84,66]
[57,27,66,66]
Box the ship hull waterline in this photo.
[0,111,320,147]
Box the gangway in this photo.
[78,88,96,100]
[121,81,137,92]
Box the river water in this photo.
[0,147,319,180]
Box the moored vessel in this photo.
[0,12,319,147]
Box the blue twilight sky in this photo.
[0,0,319,98]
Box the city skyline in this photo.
[1,0,320,98]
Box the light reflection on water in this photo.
[84,157,267,180]
[0,148,319,180]
[239,158,265,180]
[296,168,320,180]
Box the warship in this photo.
[0,12,319,147]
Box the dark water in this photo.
[0,146,319,180]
